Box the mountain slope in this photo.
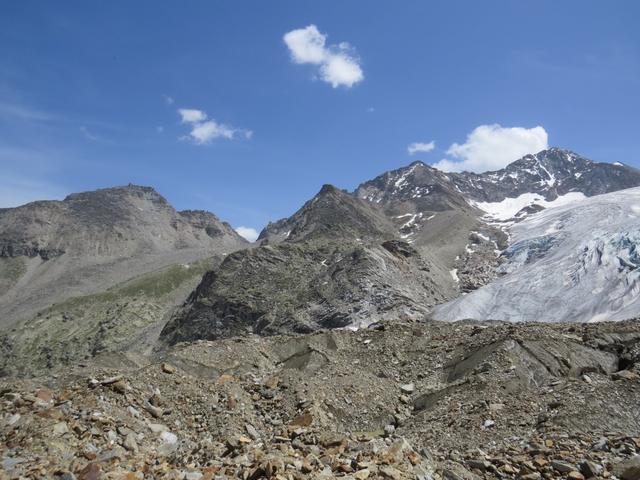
[161,185,457,344]
[258,184,398,244]
[434,187,640,322]
[0,184,247,329]
[452,148,640,203]
[163,148,640,345]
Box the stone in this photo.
[592,437,609,451]
[579,460,602,478]
[467,459,490,471]
[482,419,495,428]
[145,404,164,419]
[110,380,127,394]
[57,472,77,480]
[552,460,576,473]
[245,423,260,440]
[384,424,396,436]
[77,463,101,480]
[160,431,178,445]
[400,383,415,394]
[354,469,371,479]
[520,474,542,480]
[123,432,138,453]
[161,363,176,374]
[568,471,585,480]
[290,412,313,427]
[53,421,69,435]
[614,455,640,480]
[7,413,20,425]
[149,423,168,433]
[379,465,403,480]
[612,370,639,381]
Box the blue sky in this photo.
[1,1,639,238]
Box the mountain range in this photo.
[1,148,640,375]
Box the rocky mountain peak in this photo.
[258,184,396,244]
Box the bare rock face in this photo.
[161,185,458,345]
[161,238,448,345]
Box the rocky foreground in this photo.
[2,320,640,480]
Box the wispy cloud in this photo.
[178,108,252,145]
[162,94,175,105]
[284,25,364,88]
[80,125,101,141]
[0,101,54,122]
[408,141,435,155]
[433,124,548,173]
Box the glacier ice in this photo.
[434,187,640,322]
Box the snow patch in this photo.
[449,269,459,282]
[473,192,587,221]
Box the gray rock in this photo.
[614,455,640,480]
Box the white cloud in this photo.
[177,108,251,145]
[408,141,435,155]
[432,124,549,173]
[179,108,207,124]
[235,226,259,242]
[190,120,235,143]
[163,94,175,105]
[283,25,364,88]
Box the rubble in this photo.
[1,319,639,479]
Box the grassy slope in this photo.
[0,257,218,376]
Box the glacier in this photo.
[434,187,640,322]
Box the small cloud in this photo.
[367,107,375,113]
[80,125,101,142]
[156,126,164,133]
[432,124,548,173]
[283,25,364,88]
[178,108,207,124]
[177,108,251,145]
[162,94,175,105]
[408,141,435,155]
[235,226,259,242]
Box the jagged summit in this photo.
[357,148,640,208]
[258,183,397,244]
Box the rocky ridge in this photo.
[161,185,458,345]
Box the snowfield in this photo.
[472,191,587,221]
[435,187,640,322]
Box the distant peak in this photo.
[63,184,166,203]
[317,184,342,195]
